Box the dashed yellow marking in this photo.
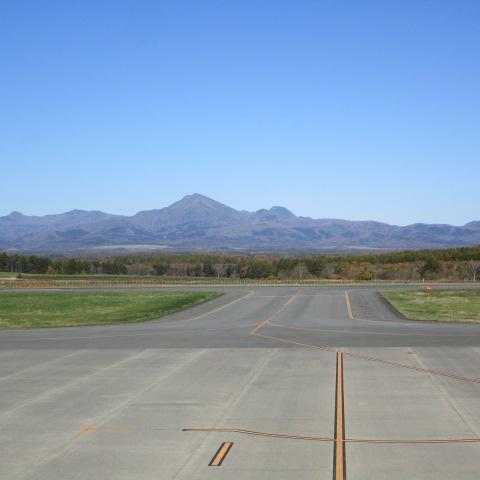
[209,442,233,466]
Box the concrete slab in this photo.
[0,285,479,479]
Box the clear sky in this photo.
[1,1,479,225]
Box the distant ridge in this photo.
[1,193,480,253]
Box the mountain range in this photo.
[1,194,480,254]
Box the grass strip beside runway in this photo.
[0,291,220,328]
[382,289,480,323]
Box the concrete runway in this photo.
[1,285,480,479]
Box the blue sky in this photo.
[1,0,479,225]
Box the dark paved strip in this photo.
[1,285,479,349]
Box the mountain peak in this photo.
[134,193,244,228]
[175,193,220,207]
[64,209,89,214]
[269,206,296,219]
[169,194,241,217]
[184,193,210,200]
[251,205,296,222]
[7,211,25,218]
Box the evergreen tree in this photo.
[202,261,216,277]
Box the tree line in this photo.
[0,253,127,275]
[1,245,479,281]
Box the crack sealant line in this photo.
[251,327,480,385]
[183,428,480,444]
[343,350,480,385]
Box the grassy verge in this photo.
[0,291,220,328]
[382,289,480,323]
[0,272,20,278]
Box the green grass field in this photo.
[0,272,21,278]
[382,289,480,323]
[0,291,220,328]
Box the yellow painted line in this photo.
[209,442,233,466]
[266,321,480,338]
[252,331,335,353]
[250,319,271,336]
[79,424,137,436]
[334,352,346,480]
[344,290,355,320]
[79,424,95,436]
[185,290,254,322]
[249,293,298,335]
[94,426,137,433]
